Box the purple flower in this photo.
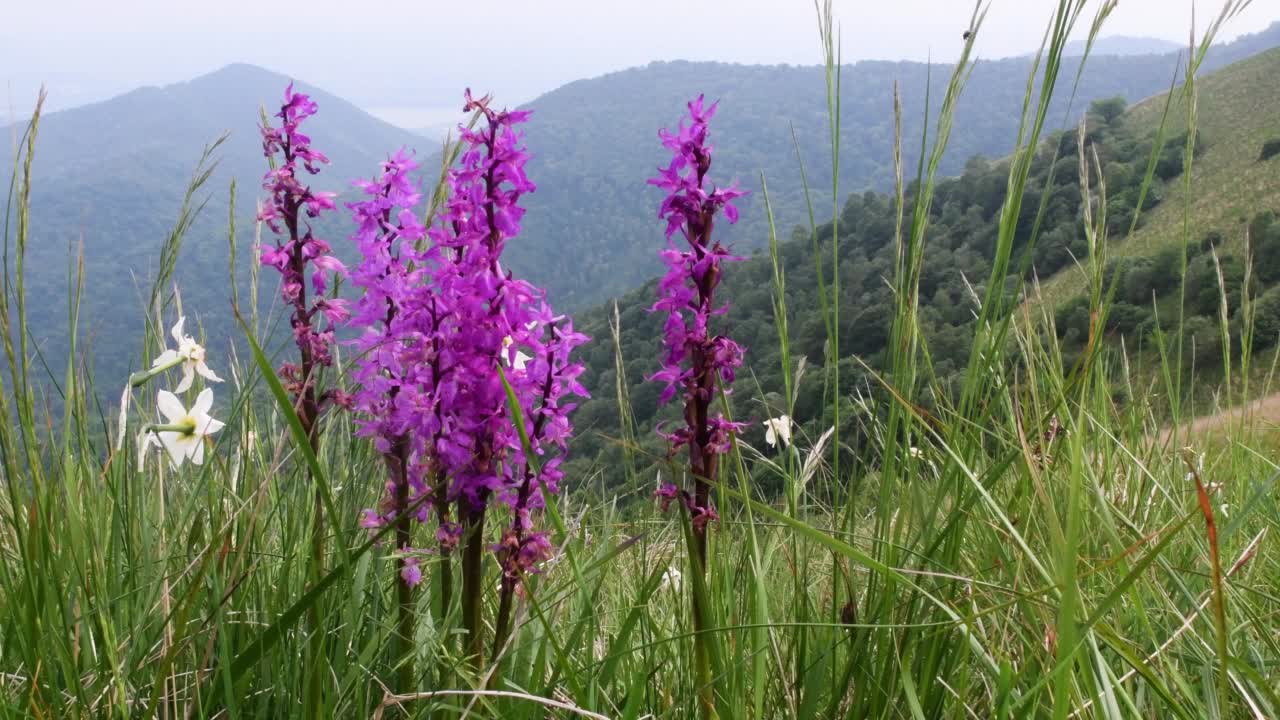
[655,482,680,512]
[400,554,423,587]
[257,83,346,422]
[422,92,586,518]
[436,522,463,552]
[647,95,748,538]
[347,148,435,543]
[347,92,588,593]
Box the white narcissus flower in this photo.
[501,335,533,372]
[659,566,683,593]
[763,415,793,449]
[154,388,225,468]
[153,316,223,393]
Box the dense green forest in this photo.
[1055,209,1280,368]
[563,92,1280,486]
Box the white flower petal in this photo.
[195,361,223,383]
[171,316,186,346]
[191,439,205,466]
[197,416,225,436]
[513,350,533,372]
[156,391,186,423]
[158,431,190,469]
[192,388,214,417]
[764,415,793,448]
[175,366,196,394]
[152,349,180,369]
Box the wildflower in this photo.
[399,552,423,587]
[347,148,431,550]
[258,82,347,420]
[345,93,588,621]
[647,94,748,543]
[151,388,225,469]
[763,415,793,449]
[690,504,720,532]
[659,566,683,593]
[151,316,224,393]
[436,522,463,552]
[495,529,554,579]
[492,321,589,599]
[425,91,588,531]
[359,509,386,530]
[420,90,588,659]
[655,481,680,512]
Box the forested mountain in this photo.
[1,63,426,389]
[1062,36,1181,56]
[1050,45,1280,378]
[2,22,1278,393]
[562,46,1280,484]
[510,21,1280,309]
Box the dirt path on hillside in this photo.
[1159,391,1280,443]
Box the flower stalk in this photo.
[345,91,585,677]
[491,320,586,661]
[648,95,747,563]
[648,95,746,720]
[257,82,346,714]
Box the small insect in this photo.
[963,30,972,40]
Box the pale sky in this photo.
[3,0,1277,128]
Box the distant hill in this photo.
[411,122,460,146]
[1041,45,1280,304]
[560,46,1280,477]
[3,20,1279,391]
[1,63,427,387]
[1063,36,1181,57]
[508,20,1280,310]
[1034,46,1280,388]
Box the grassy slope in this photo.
[1040,46,1280,306]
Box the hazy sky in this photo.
[3,0,1276,128]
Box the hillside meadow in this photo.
[1,1,1278,719]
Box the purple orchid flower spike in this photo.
[257,83,348,423]
[344,90,587,671]
[647,94,748,562]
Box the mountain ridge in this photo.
[3,20,1278,391]
[1062,35,1182,57]
[505,19,1280,309]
